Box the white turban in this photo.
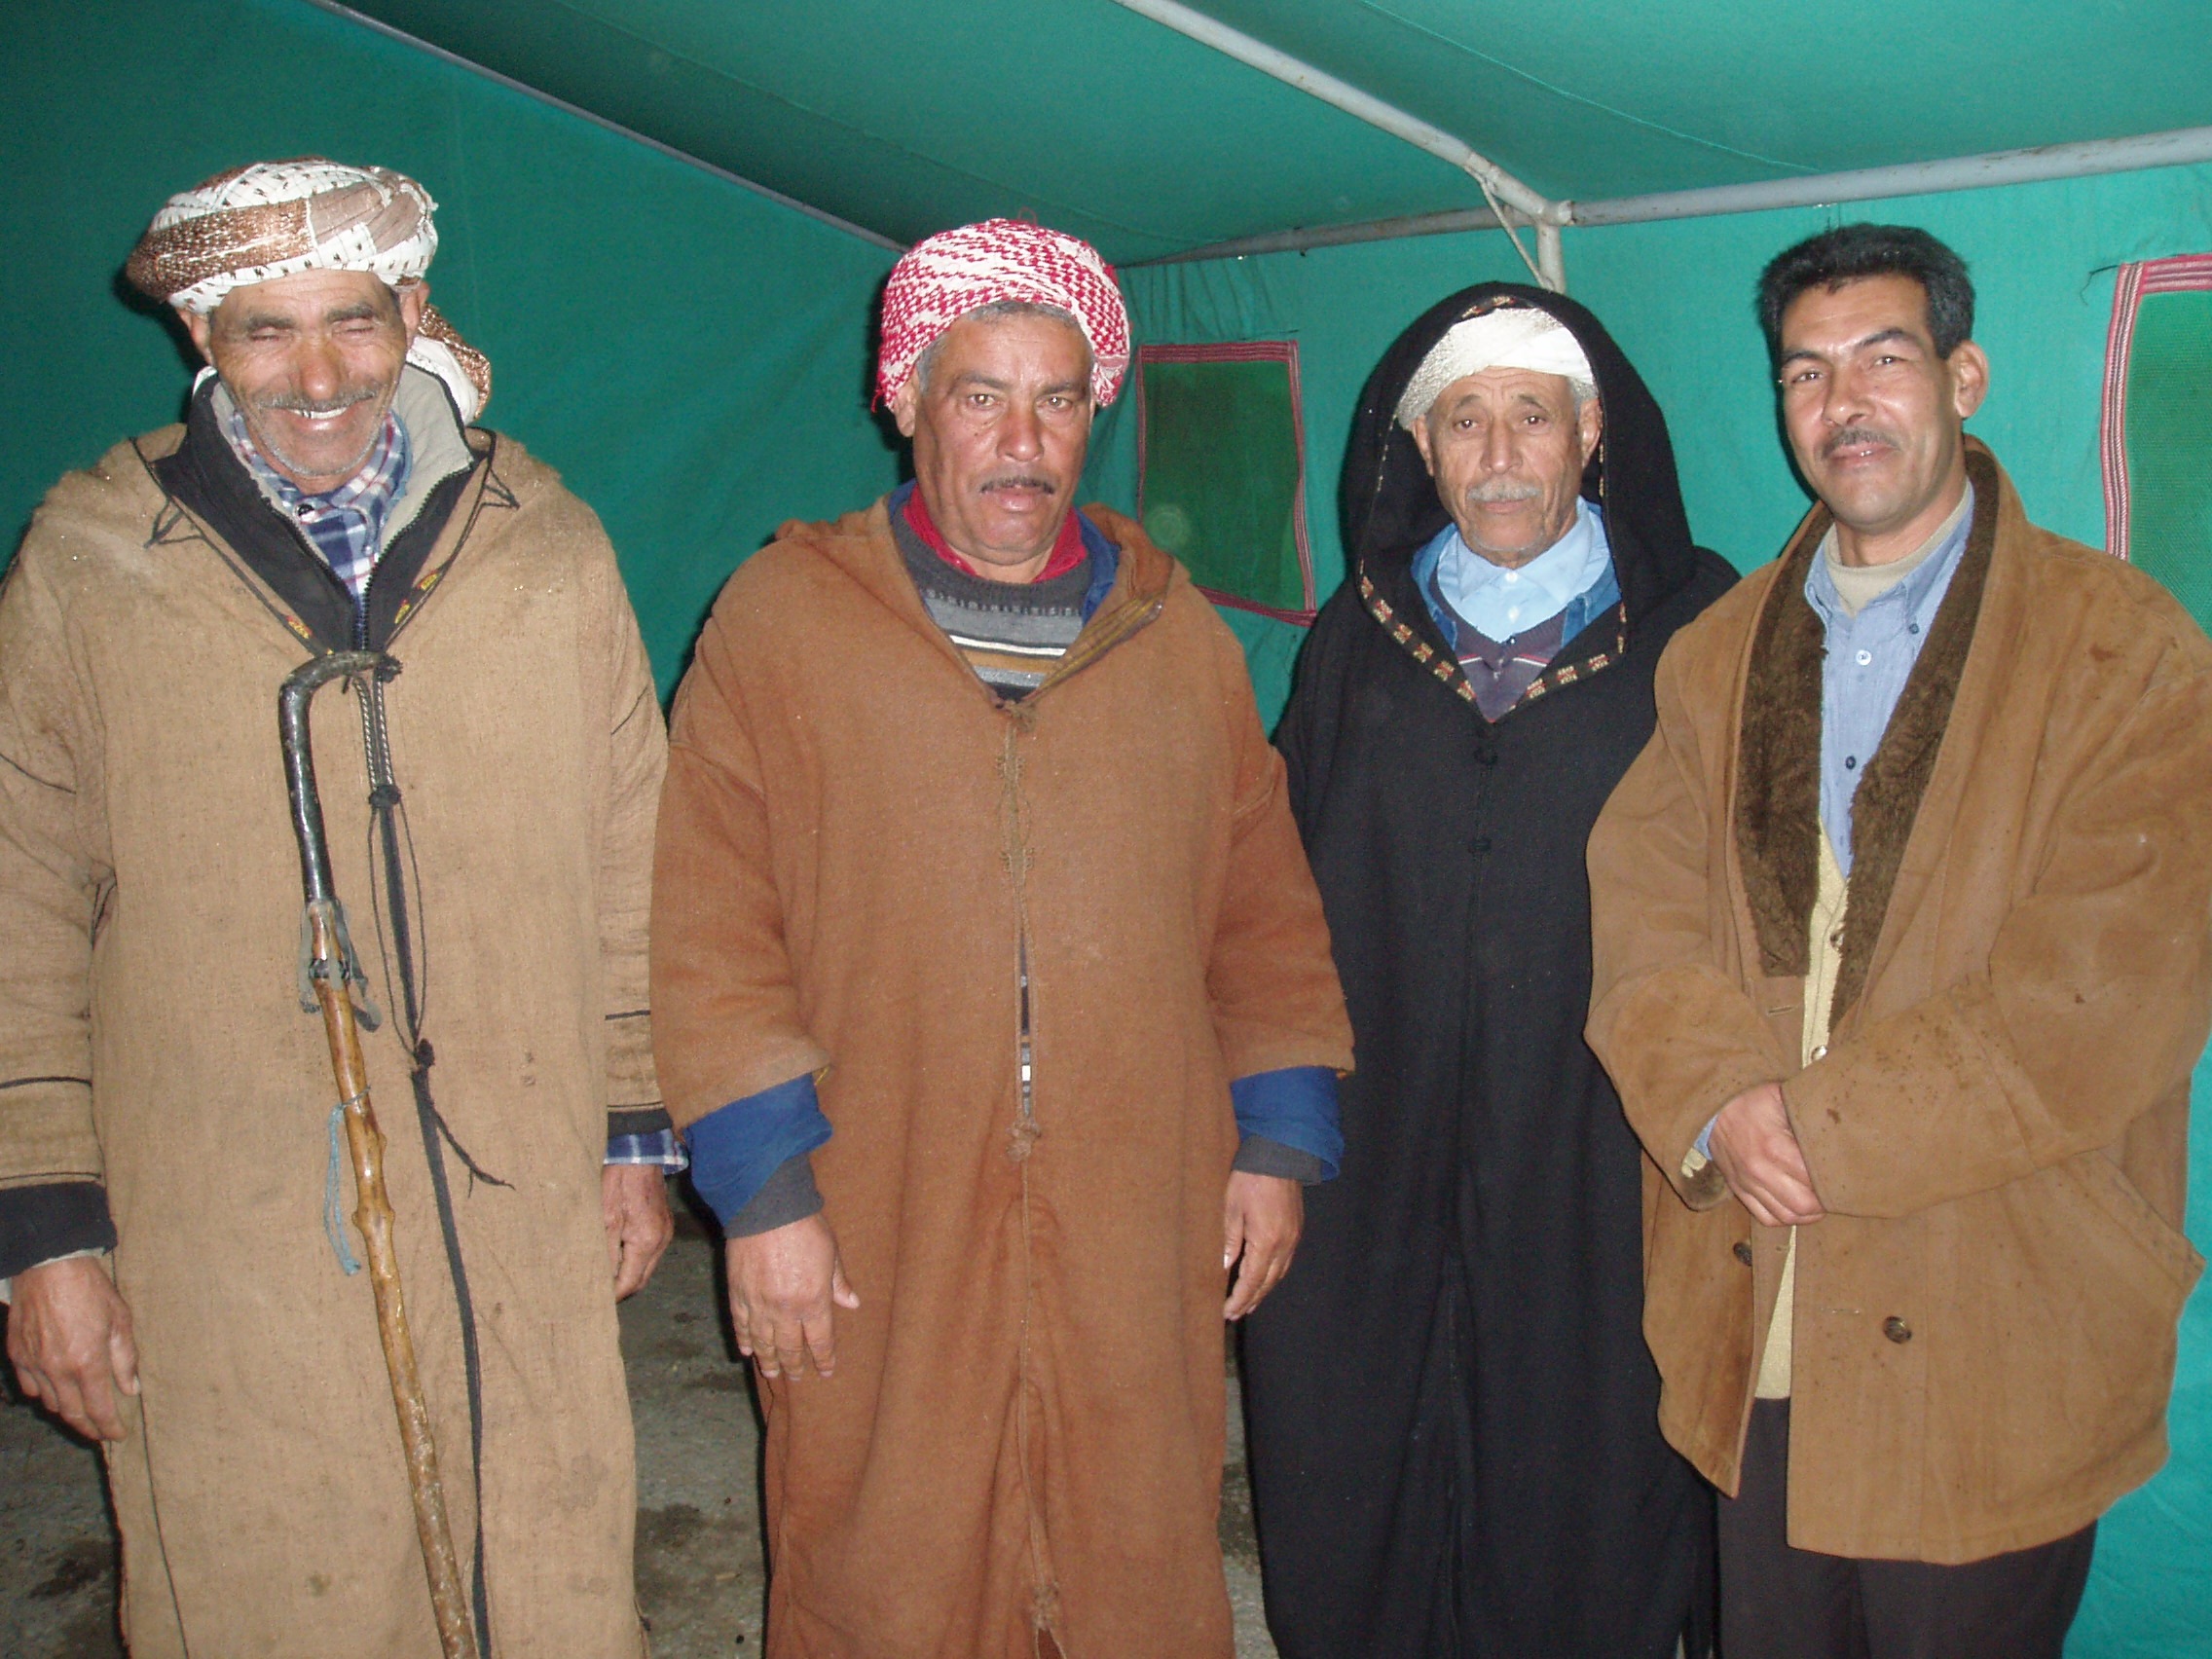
[1394,307,1597,429]
[128,158,491,421]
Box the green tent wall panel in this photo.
[1136,343,1318,620]
[2103,258,2212,622]
[0,0,903,696]
[2080,252,2212,1659]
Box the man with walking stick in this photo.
[0,158,673,1656]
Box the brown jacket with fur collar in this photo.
[1587,442,2212,1562]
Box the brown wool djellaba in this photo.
[0,424,661,1657]
[651,499,1353,1659]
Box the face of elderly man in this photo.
[182,269,427,493]
[891,308,1094,583]
[1412,368,1604,569]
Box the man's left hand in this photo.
[603,1163,675,1300]
[1223,1171,1304,1320]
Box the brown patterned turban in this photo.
[128,158,492,421]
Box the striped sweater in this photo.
[891,489,1099,700]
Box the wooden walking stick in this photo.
[280,651,480,1659]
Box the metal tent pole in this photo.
[1535,222,1567,294]
[1564,125,2212,226]
[1101,0,1569,289]
[1131,125,2212,267]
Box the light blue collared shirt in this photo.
[1411,498,1620,650]
[1804,488,1974,873]
[1692,488,1974,1162]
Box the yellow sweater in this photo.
[1682,827,1846,1398]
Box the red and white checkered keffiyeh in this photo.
[876,219,1130,408]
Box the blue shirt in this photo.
[1412,500,1622,657]
[1804,490,1974,872]
[1692,489,1972,1162]
[221,395,412,604]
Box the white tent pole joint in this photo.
[1534,222,1567,294]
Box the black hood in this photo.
[1342,281,1705,630]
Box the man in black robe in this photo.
[1242,284,1735,1657]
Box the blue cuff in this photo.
[1230,1066,1343,1181]
[606,1127,688,1171]
[1694,1114,1718,1161]
[684,1074,834,1229]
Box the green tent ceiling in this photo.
[336,0,2212,263]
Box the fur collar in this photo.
[1735,447,2000,1025]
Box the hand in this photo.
[1223,1171,1304,1321]
[6,1256,138,1441]
[603,1163,676,1300]
[1709,1082,1825,1228]
[725,1213,859,1381]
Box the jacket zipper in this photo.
[1017,934,1035,1134]
[998,586,1166,1163]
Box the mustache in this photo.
[252,384,384,417]
[1461,479,1543,504]
[1821,425,1899,461]
[980,473,1057,495]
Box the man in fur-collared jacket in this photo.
[1587,222,2212,1659]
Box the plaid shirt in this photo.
[216,395,686,1173]
[221,398,411,604]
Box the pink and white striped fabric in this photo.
[876,218,1130,407]
[2100,252,2212,561]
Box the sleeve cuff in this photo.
[0,1181,118,1281]
[725,1154,825,1236]
[1230,1066,1344,1181]
[1234,1135,1330,1184]
[684,1073,834,1229]
[606,1126,688,1171]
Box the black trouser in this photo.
[1717,1398,2095,1659]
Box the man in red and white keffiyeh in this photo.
[651,218,1350,1655]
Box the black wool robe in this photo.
[1242,284,1737,1658]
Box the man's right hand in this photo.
[1709,1082,1826,1228]
[724,1212,859,1382]
[6,1255,138,1442]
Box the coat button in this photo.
[1883,1316,1912,1344]
[1733,1241,1754,1267]
[1810,1045,1828,1060]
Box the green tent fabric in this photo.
[2112,279,2212,625]
[2073,259,2212,1657]
[336,0,2212,262]
[6,2,2212,1652]
[1136,345,1316,618]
